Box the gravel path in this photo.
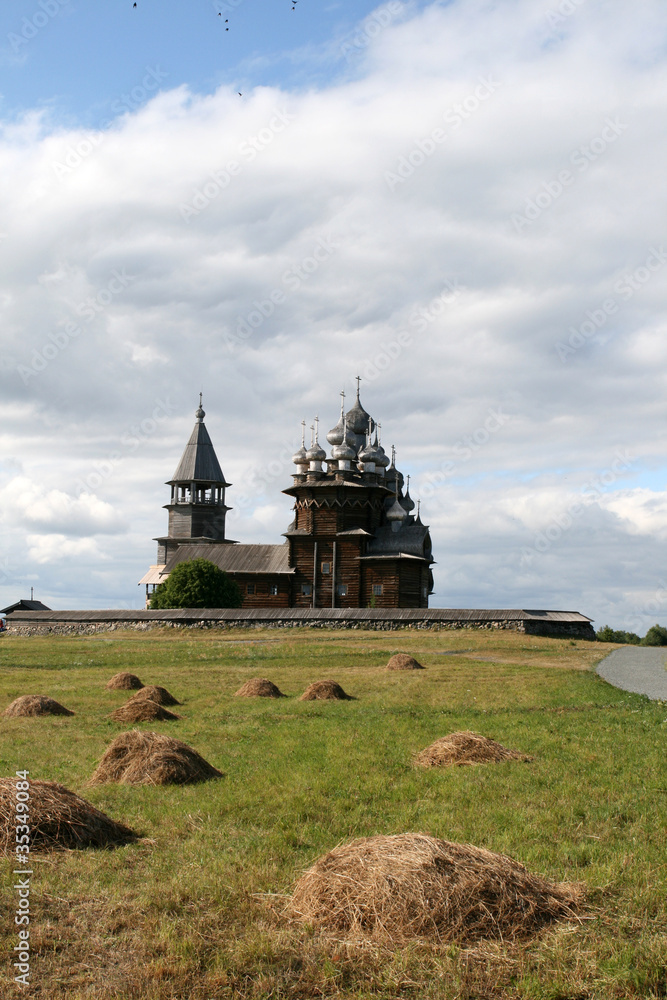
[596,646,667,701]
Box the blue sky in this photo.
[1,0,403,125]
[0,0,666,630]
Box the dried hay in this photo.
[110,700,180,723]
[125,684,180,707]
[106,672,144,691]
[0,778,137,852]
[287,832,582,943]
[386,653,424,671]
[299,680,353,701]
[90,730,222,785]
[414,731,533,768]
[235,678,285,698]
[3,695,74,718]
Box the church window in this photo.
[269,584,278,596]
[321,561,331,574]
[301,583,312,596]
[336,584,348,597]
[372,584,383,596]
[247,583,255,595]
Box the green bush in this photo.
[150,558,243,610]
[596,625,641,645]
[640,624,667,646]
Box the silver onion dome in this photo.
[332,414,356,462]
[292,420,308,466]
[374,425,390,469]
[386,497,408,522]
[357,440,374,463]
[357,423,380,465]
[326,392,346,447]
[305,419,326,462]
[345,380,373,448]
[195,392,205,422]
[306,440,326,461]
[332,438,356,461]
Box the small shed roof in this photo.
[138,565,167,585]
[2,599,51,614]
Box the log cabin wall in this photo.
[233,574,292,608]
[167,503,227,540]
[288,535,365,608]
[333,539,362,607]
[361,561,400,608]
[315,539,334,608]
[398,562,428,609]
[290,538,318,607]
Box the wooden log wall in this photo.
[234,574,291,608]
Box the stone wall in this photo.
[5,614,596,639]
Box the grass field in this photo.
[0,627,666,999]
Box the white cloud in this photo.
[601,489,667,539]
[0,476,123,535]
[26,534,106,565]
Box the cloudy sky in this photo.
[0,0,665,631]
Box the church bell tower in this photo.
[154,395,236,565]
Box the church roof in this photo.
[365,523,433,561]
[163,542,294,575]
[169,402,228,485]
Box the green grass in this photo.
[0,628,666,999]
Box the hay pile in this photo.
[414,731,532,768]
[386,653,424,671]
[90,730,222,785]
[287,832,582,943]
[235,678,285,698]
[110,700,180,723]
[299,680,353,701]
[125,685,180,707]
[0,778,137,851]
[106,672,143,691]
[3,695,74,718]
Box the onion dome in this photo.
[386,497,408,522]
[415,499,423,525]
[401,475,416,513]
[345,379,373,446]
[385,445,404,493]
[357,437,375,464]
[374,425,390,470]
[305,419,326,463]
[358,424,381,466]
[195,393,205,422]
[292,420,308,467]
[332,413,356,462]
[326,392,346,447]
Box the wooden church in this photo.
[140,386,434,608]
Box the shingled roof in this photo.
[2,599,52,614]
[163,543,294,576]
[169,419,228,485]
